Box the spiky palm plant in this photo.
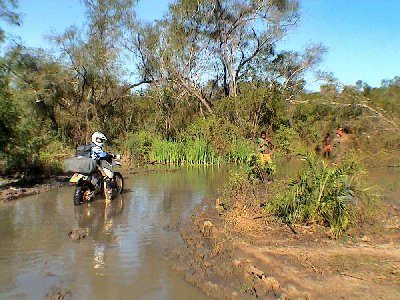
[269,151,366,236]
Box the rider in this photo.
[91,132,112,202]
[91,132,108,160]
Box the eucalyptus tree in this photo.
[128,15,214,114]
[0,0,19,154]
[168,0,301,97]
[0,0,20,42]
[52,0,138,142]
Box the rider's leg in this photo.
[98,166,112,203]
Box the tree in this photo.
[51,0,138,142]
[0,55,17,151]
[0,0,20,153]
[128,0,307,114]
[169,0,300,97]
[268,44,326,101]
[129,17,215,114]
[0,0,20,42]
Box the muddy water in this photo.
[0,167,229,300]
[1,164,400,300]
[368,167,400,208]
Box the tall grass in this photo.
[268,151,371,236]
[149,138,220,165]
[227,138,254,163]
[148,137,255,165]
[184,138,219,164]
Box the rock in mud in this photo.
[233,258,242,267]
[46,288,71,300]
[68,228,87,241]
[201,220,214,237]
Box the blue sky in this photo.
[3,0,399,90]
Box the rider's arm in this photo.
[91,146,108,160]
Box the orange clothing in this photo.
[336,128,343,138]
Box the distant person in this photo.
[336,126,343,139]
[322,133,331,158]
[257,131,274,162]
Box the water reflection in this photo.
[0,167,227,299]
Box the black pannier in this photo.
[64,157,97,174]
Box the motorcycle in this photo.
[69,154,124,205]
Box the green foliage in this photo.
[274,125,298,155]
[126,130,155,161]
[218,169,252,210]
[227,138,254,163]
[247,154,276,183]
[182,116,254,162]
[267,151,370,236]
[214,84,288,133]
[0,0,20,42]
[292,101,332,144]
[0,0,399,176]
[149,139,184,164]
[184,138,219,164]
[0,60,18,152]
[182,116,244,154]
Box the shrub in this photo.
[274,125,298,155]
[182,116,244,155]
[227,138,254,163]
[267,151,372,236]
[218,169,252,210]
[149,138,219,165]
[184,138,219,164]
[247,154,276,183]
[126,130,156,161]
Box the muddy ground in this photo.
[170,198,400,299]
[0,175,70,203]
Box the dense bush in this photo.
[1,41,400,173]
[148,138,219,165]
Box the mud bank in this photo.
[0,175,70,203]
[172,199,400,299]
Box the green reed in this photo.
[149,137,254,165]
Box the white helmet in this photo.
[91,132,107,147]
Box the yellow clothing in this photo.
[260,153,272,163]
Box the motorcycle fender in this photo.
[103,168,114,179]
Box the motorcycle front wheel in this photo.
[73,184,92,205]
[112,172,124,196]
